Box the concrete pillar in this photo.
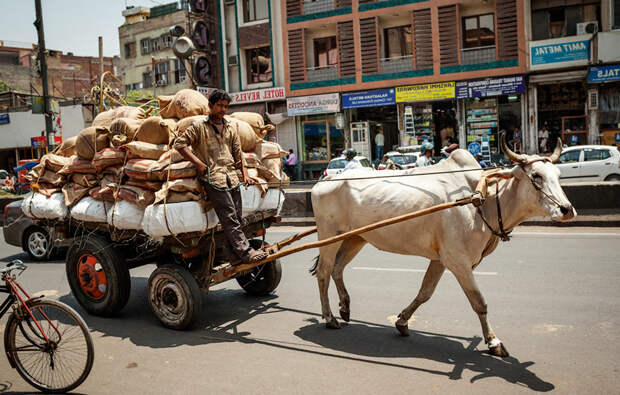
[587,87,600,145]
[457,99,466,149]
[526,84,538,154]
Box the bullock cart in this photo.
[55,166,501,330]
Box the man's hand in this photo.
[196,162,208,177]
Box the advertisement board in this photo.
[587,65,620,83]
[287,93,340,116]
[530,36,591,70]
[0,114,9,125]
[230,87,285,104]
[456,75,525,99]
[342,89,395,109]
[395,82,455,103]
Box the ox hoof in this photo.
[326,316,341,329]
[489,343,510,357]
[395,321,409,337]
[339,309,350,322]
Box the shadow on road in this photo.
[56,276,553,392]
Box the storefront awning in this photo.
[529,70,587,85]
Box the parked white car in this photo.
[321,155,374,179]
[556,145,620,183]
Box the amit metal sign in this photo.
[530,36,591,70]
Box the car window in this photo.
[386,156,407,165]
[558,150,580,164]
[327,159,347,169]
[583,149,611,161]
[359,159,372,168]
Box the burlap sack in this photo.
[134,116,176,145]
[160,161,196,180]
[124,159,160,180]
[92,148,126,171]
[58,156,97,174]
[55,136,77,157]
[114,185,154,208]
[32,183,61,197]
[224,116,261,151]
[93,106,146,128]
[71,173,97,188]
[75,126,111,160]
[243,152,260,167]
[253,141,289,185]
[90,174,117,201]
[125,179,163,191]
[109,118,144,146]
[158,89,210,119]
[123,141,168,160]
[38,170,65,187]
[176,115,208,136]
[62,183,90,206]
[40,154,71,173]
[154,190,201,204]
[229,112,274,139]
[158,148,186,164]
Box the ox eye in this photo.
[532,173,542,179]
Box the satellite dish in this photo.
[172,36,195,59]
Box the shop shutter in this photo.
[438,5,459,67]
[286,0,302,18]
[336,0,352,7]
[413,9,433,70]
[496,0,518,60]
[288,29,306,83]
[360,17,379,75]
[359,0,375,4]
[338,21,355,78]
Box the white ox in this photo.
[310,136,575,357]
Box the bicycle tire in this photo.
[4,298,94,393]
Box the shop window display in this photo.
[537,82,585,151]
[300,114,343,162]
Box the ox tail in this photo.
[309,255,320,276]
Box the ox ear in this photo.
[497,165,527,180]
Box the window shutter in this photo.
[286,0,302,18]
[496,0,518,60]
[438,5,459,67]
[413,9,433,70]
[288,29,305,83]
[360,17,379,75]
[336,0,352,7]
[338,21,355,78]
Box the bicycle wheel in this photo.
[4,298,94,393]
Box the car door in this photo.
[579,148,613,181]
[556,149,582,183]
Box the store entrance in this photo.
[351,105,398,161]
[432,101,457,155]
[537,82,586,150]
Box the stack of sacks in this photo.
[22,154,71,220]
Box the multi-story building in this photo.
[281,0,527,179]
[118,4,192,96]
[525,0,620,152]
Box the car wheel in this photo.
[604,174,620,181]
[22,227,50,261]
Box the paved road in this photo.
[1,227,619,394]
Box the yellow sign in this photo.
[395,82,455,102]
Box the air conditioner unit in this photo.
[228,54,238,67]
[577,21,598,35]
[588,89,598,110]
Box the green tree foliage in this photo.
[0,80,10,93]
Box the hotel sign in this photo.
[230,87,285,105]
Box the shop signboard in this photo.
[30,136,46,148]
[456,75,525,99]
[230,87,286,104]
[587,65,620,83]
[0,114,9,125]
[287,93,340,116]
[395,82,455,103]
[468,142,481,155]
[530,36,591,70]
[342,89,395,109]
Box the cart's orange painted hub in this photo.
[77,254,107,300]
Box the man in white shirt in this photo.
[415,142,435,167]
[375,128,385,161]
[343,148,363,172]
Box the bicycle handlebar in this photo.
[0,259,26,275]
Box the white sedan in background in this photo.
[556,145,620,183]
[321,155,374,179]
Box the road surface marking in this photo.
[353,267,497,276]
[512,232,620,237]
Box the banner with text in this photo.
[342,89,395,109]
[287,93,340,116]
[230,87,285,104]
[530,36,591,70]
[456,75,525,99]
[395,82,455,103]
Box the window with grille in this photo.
[462,14,495,48]
[243,0,269,23]
[143,72,152,88]
[155,61,169,86]
[162,34,173,48]
[246,46,271,84]
[141,39,150,55]
[173,59,187,84]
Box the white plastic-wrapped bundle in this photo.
[107,201,144,230]
[71,197,111,223]
[258,188,285,214]
[240,185,261,216]
[142,201,218,238]
[22,192,68,220]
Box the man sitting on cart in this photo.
[173,89,268,265]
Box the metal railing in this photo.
[302,0,335,15]
[379,55,413,74]
[306,64,338,82]
[461,46,496,65]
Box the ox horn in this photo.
[500,132,525,164]
[549,138,563,163]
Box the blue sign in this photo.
[0,114,9,125]
[468,142,481,155]
[342,89,395,109]
[587,65,620,83]
[456,75,525,99]
[531,39,590,66]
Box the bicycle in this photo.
[1,259,94,393]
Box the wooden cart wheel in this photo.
[148,264,202,330]
[66,235,130,316]
[236,239,282,296]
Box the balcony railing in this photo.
[379,55,413,74]
[302,0,334,15]
[306,64,338,82]
[461,46,496,65]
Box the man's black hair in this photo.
[289,149,293,153]
[208,89,232,105]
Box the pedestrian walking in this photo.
[539,124,549,153]
[285,149,296,180]
[375,127,385,161]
